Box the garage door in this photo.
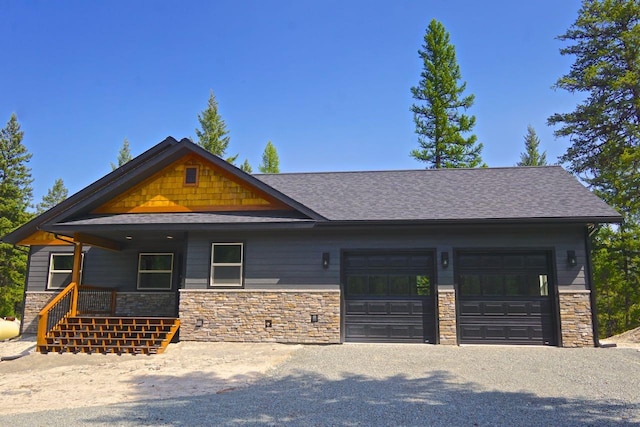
[343,251,436,343]
[456,251,556,345]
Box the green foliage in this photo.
[410,19,484,169]
[36,178,68,214]
[240,159,253,173]
[549,1,640,335]
[517,126,548,166]
[110,138,133,170]
[196,90,237,164]
[259,141,280,173]
[593,224,640,337]
[548,0,640,189]
[0,114,33,317]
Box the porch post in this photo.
[70,242,83,316]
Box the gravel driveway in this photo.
[2,344,639,426]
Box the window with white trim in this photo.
[47,253,83,290]
[210,243,243,287]
[137,253,174,290]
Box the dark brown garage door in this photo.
[343,251,436,343]
[456,251,557,345]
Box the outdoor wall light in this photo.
[265,319,273,328]
[311,314,319,323]
[322,252,330,269]
[441,252,449,268]
[195,319,203,328]
[567,250,577,267]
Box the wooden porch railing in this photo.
[37,282,78,349]
[37,282,117,349]
[77,285,117,316]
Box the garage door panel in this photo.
[344,251,436,343]
[457,251,556,346]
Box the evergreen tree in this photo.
[517,126,548,166]
[548,0,640,193]
[0,114,33,317]
[410,19,483,169]
[549,0,640,336]
[195,90,237,163]
[240,159,253,173]
[36,178,68,214]
[110,138,133,170]
[259,141,280,173]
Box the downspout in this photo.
[585,224,601,347]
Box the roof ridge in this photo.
[256,165,564,176]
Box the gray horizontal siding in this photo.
[27,239,185,292]
[183,224,588,291]
[26,224,588,294]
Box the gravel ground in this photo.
[2,344,639,426]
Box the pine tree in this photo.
[0,114,33,317]
[36,178,68,214]
[258,141,280,173]
[195,90,237,163]
[517,126,548,166]
[110,138,133,170]
[410,19,483,169]
[549,0,640,336]
[240,159,253,173]
[548,0,640,194]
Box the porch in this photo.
[36,280,179,355]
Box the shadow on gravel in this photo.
[82,370,637,426]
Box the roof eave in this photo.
[314,216,623,227]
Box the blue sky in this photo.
[2,0,583,203]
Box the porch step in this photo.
[38,317,180,355]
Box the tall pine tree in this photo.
[259,141,280,173]
[111,138,133,170]
[549,0,640,336]
[196,90,237,163]
[517,126,548,166]
[0,114,33,317]
[410,19,483,168]
[36,178,68,214]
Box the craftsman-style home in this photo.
[2,137,621,354]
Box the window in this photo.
[184,166,199,186]
[137,253,173,290]
[48,253,83,290]
[210,243,243,287]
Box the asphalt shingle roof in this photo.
[257,166,621,222]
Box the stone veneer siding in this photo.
[438,289,457,345]
[21,292,58,335]
[559,290,594,347]
[114,292,177,317]
[179,289,341,344]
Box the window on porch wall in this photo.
[137,253,174,290]
[47,253,84,290]
[210,243,243,287]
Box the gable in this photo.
[92,154,288,214]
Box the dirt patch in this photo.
[0,336,301,415]
[600,326,640,349]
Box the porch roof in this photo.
[48,211,315,230]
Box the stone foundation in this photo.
[22,292,59,335]
[559,290,594,347]
[115,292,177,317]
[438,289,457,345]
[179,289,341,344]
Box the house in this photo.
[1,137,622,352]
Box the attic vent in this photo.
[184,166,199,186]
